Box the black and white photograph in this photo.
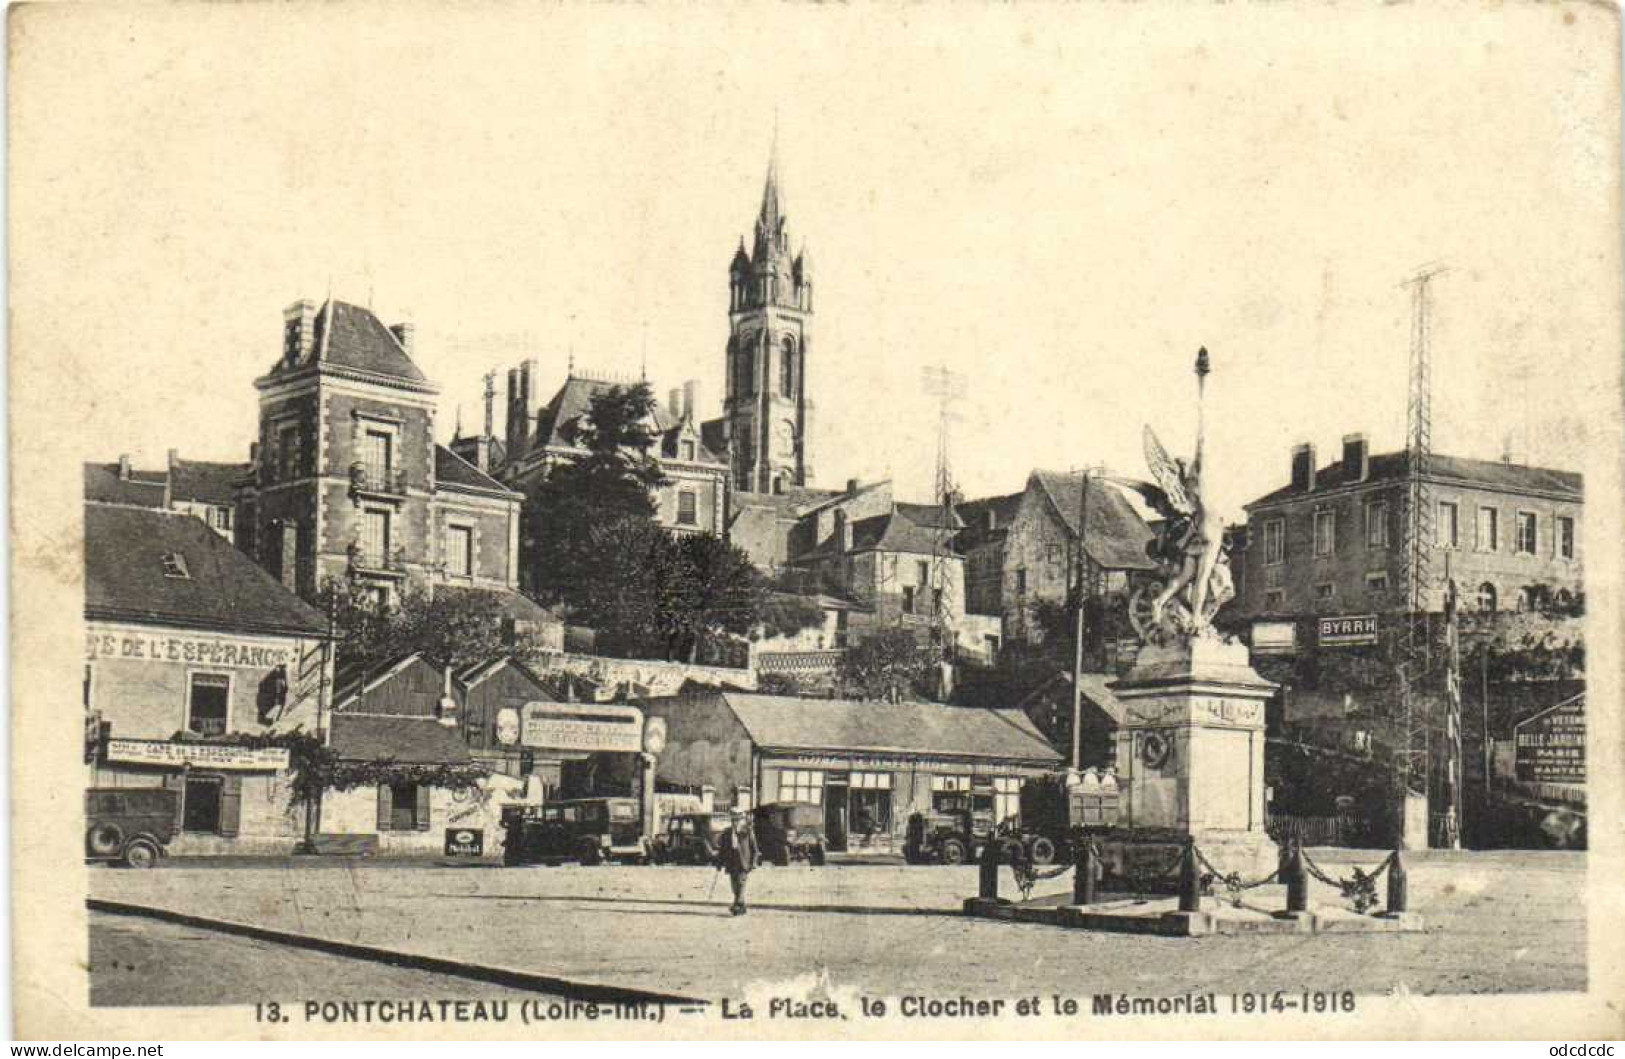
[8,1,1622,1042]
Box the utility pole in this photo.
[1398,262,1448,845]
[1070,466,1092,773]
[921,364,967,659]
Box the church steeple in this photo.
[724,140,814,495]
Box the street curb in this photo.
[88,897,706,1007]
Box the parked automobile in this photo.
[752,801,828,866]
[649,812,734,865]
[85,788,177,868]
[501,796,646,866]
[904,786,1000,865]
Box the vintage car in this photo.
[649,812,735,866]
[85,787,177,868]
[752,801,828,866]
[501,797,646,866]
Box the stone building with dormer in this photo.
[236,299,540,627]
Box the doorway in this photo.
[183,776,223,833]
[823,783,849,852]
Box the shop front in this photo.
[642,692,1063,854]
[84,503,333,856]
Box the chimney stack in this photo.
[505,368,521,455]
[388,322,415,357]
[1290,443,1317,492]
[847,478,860,497]
[1342,433,1369,483]
[473,436,491,472]
[117,454,132,481]
[282,300,317,365]
[668,388,683,420]
[683,379,699,422]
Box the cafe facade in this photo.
[84,502,333,854]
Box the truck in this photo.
[501,796,648,866]
[904,772,1121,866]
[903,783,1007,865]
[85,788,177,869]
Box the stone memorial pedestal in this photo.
[1110,634,1278,882]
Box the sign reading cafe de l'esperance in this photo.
[86,630,293,670]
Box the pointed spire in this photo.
[759,126,783,232]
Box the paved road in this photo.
[91,850,1587,1004]
[91,912,564,1008]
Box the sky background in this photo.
[14,3,1619,524]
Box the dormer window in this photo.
[161,552,191,579]
[681,441,696,461]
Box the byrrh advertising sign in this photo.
[1514,696,1585,785]
[1318,614,1379,647]
[521,701,644,753]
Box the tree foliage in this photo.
[838,626,932,702]
[521,382,666,604]
[315,579,534,679]
[514,379,819,662]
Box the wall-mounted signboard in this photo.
[106,739,290,772]
[1251,621,1298,655]
[520,701,644,753]
[1514,696,1585,785]
[1318,614,1378,648]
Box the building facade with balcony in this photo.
[1232,434,1583,636]
[236,299,529,612]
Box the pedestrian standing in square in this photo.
[715,813,758,916]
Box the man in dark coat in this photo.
[714,812,758,916]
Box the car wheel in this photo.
[122,839,159,869]
[809,844,827,867]
[939,838,967,865]
[1028,836,1057,866]
[578,840,603,866]
[86,823,124,858]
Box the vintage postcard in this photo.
[8,0,1623,1042]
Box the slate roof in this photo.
[265,300,429,386]
[435,584,561,626]
[84,463,167,507]
[84,503,327,637]
[1032,470,1158,571]
[169,458,249,504]
[528,374,725,465]
[434,444,517,495]
[1248,451,1583,508]
[328,713,470,764]
[849,505,961,557]
[530,375,671,452]
[954,491,1024,549]
[718,693,1061,764]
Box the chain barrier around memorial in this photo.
[978,830,1412,920]
[1299,846,1396,914]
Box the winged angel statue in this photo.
[1107,352,1235,645]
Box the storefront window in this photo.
[848,771,892,837]
[931,774,970,812]
[779,769,824,804]
[187,673,230,736]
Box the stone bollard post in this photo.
[1177,839,1201,913]
[1074,840,1098,906]
[1285,841,1309,914]
[978,837,1000,901]
[1386,847,1408,914]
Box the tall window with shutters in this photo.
[362,429,392,484]
[377,782,430,831]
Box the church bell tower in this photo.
[724,147,813,494]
